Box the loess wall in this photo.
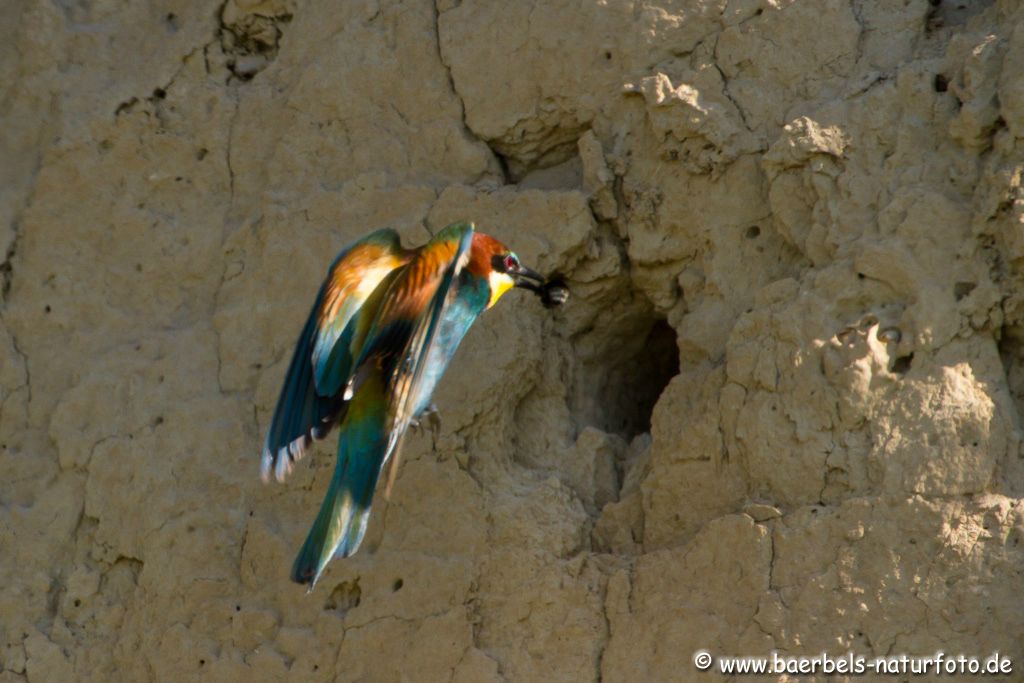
[3,0,1024,680]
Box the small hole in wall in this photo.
[891,353,914,375]
[604,51,612,61]
[934,74,948,92]
[745,225,761,239]
[392,578,404,592]
[954,281,976,301]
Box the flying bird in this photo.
[260,222,564,588]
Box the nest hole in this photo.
[596,317,679,439]
[518,291,682,474]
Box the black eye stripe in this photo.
[491,253,519,272]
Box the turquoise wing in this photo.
[352,222,475,457]
[261,229,408,483]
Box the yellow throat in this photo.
[487,270,516,309]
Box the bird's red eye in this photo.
[503,254,518,271]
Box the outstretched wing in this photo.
[289,223,476,587]
[261,229,409,483]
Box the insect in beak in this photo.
[512,265,569,308]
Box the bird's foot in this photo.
[411,404,442,440]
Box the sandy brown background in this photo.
[3,0,1024,681]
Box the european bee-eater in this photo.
[261,222,560,588]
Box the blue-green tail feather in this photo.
[290,373,388,588]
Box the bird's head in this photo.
[469,232,546,309]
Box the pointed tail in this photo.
[291,372,389,588]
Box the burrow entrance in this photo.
[568,301,680,442]
[509,286,681,488]
[598,317,678,438]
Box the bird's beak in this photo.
[512,265,546,292]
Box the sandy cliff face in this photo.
[3,0,1024,680]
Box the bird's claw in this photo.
[410,404,442,440]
